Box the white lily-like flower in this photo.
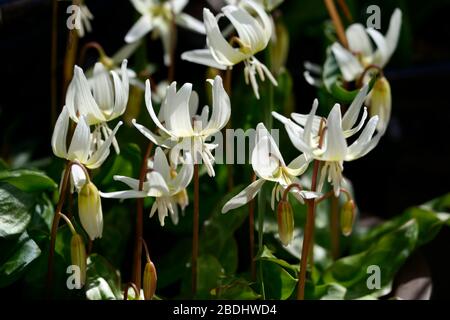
[51,106,123,191]
[132,75,230,177]
[331,9,402,82]
[181,1,277,99]
[125,0,206,65]
[72,4,94,38]
[272,85,380,196]
[65,60,129,153]
[100,147,193,226]
[222,123,317,214]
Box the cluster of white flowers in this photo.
[51,0,401,249]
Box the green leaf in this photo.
[0,183,34,237]
[260,259,298,300]
[0,169,57,192]
[196,255,224,299]
[86,254,123,300]
[257,246,298,274]
[323,220,418,299]
[0,231,41,287]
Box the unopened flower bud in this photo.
[367,76,391,133]
[277,200,294,246]
[143,260,157,300]
[71,233,87,286]
[340,200,356,236]
[78,181,103,240]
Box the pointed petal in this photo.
[285,154,310,176]
[113,175,140,190]
[144,80,173,137]
[181,49,227,70]
[221,179,265,213]
[342,84,369,131]
[347,116,379,160]
[164,82,194,136]
[125,14,154,43]
[85,121,123,169]
[153,147,171,182]
[99,190,147,199]
[175,13,205,34]
[68,116,91,163]
[331,42,363,82]
[321,105,347,161]
[346,23,373,57]
[203,76,231,135]
[52,106,69,158]
[203,8,245,66]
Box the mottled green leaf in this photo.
[0,183,34,237]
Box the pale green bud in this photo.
[143,261,157,300]
[78,181,103,241]
[340,200,356,236]
[71,233,87,286]
[277,200,294,246]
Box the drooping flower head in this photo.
[133,75,231,177]
[273,85,380,196]
[222,123,317,214]
[181,0,277,99]
[101,147,193,226]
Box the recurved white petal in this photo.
[85,121,123,169]
[221,178,265,213]
[202,76,231,135]
[331,42,364,82]
[346,116,379,160]
[175,13,206,34]
[181,49,228,70]
[125,14,154,43]
[163,82,194,137]
[203,8,245,66]
[342,84,369,131]
[346,23,373,57]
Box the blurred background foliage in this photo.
[0,0,449,299]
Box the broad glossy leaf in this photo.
[0,169,57,192]
[0,231,41,287]
[260,259,298,300]
[0,183,34,237]
[86,254,123,300]
[323,220,418,299]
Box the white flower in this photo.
[366,76,391,132]
[132,75,231,177]
[51,106,123,190]
[181,1,277,99]
[100,147,193,226]
[66,60,129,125]
[272,85,380,196]
[73,4,94,38]
[331,9,402,82]
[66,60,129,153]
[222,123,317,214]
[125,0,206,65]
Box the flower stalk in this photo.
[46,161,72,297]
[132,142,154,291]
[192,164,200,296]
[324,0,349,49]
